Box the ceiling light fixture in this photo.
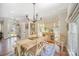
[26,3,42,23]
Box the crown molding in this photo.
[65,4,79,23]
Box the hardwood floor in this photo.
[0,39,9,56]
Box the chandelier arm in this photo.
[26,15,30,21]
[26,3,39,23]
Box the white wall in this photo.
[68,23,78,56]
[75,15,79,56]
[3,19,8,38]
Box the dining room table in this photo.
[14,35,49,56]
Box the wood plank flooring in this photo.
[0,39,9,56]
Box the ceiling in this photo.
[0,3,69,20]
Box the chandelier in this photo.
[26,3,42,23]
